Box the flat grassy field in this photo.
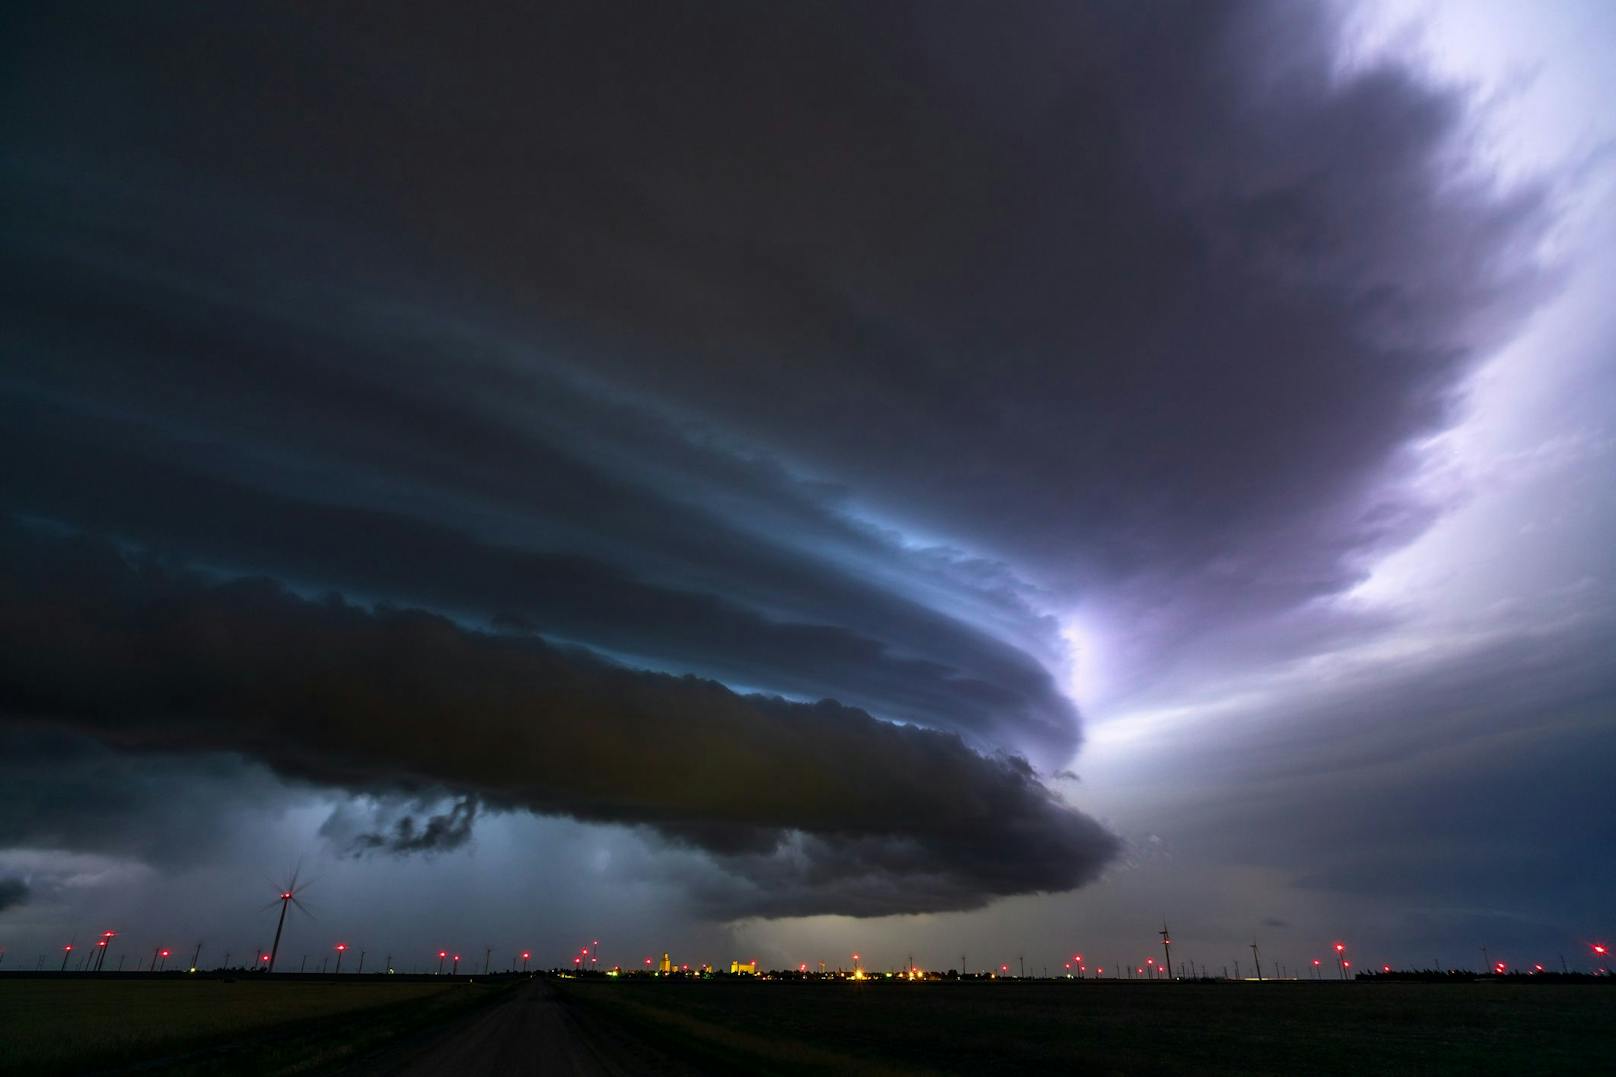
[558,978,1613,1075]
[0,976,507,1075]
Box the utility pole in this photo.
[1250,942,1262,982]
[485,946,492,976]
[1159,921,1173,981]
[191,942,203,971]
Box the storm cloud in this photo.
[0,526,1116,915]
[3,0,1546,714]
[0,0,1599,960]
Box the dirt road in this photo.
[350,978,692,1076]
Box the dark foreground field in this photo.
[557,978,1613,1075]
[4,975,1610,1075]
[0,975,510,1075]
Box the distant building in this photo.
[730,959,757,975]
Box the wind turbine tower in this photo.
[1159,920,1173,981]
[266,868,311,973]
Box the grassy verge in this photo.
[556,979,1612,1075]
[0,978,513,1075]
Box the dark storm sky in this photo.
[2,0,1612,971]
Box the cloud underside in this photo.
[0,527,1116,917]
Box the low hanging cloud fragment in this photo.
[321,794,482,857]
[0,526,1117,916]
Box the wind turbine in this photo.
[264,867,314,974]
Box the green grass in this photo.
[557,979,1612,1075]
[0,977,508,1074]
